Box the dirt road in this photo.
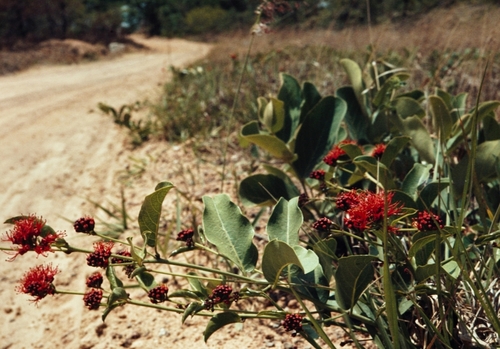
[0,37,211,349]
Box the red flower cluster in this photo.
[371,143,387,160]
[74,216,95,234]
[83,288,103,310]
[86,272,103,288]
[337,190,402,231]
[309,169,326,180]
[323,140,356,167]
[176,229,195,248]
[412,211,444,231]
[204,284,239,311]
[282,313,303,336]
[16,264,59,303]
[86,241,114,268]
[148,284,169,304]
[3,214,65,260]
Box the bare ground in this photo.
[0,35,353,349]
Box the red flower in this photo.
[148,284,169,304]
[323,140,356,167]
[282,313,303,336]
[371,144,387,160]
[112,250,135,278]
[74,216,95,234]
[412,211,444,231]
[83,288,103,310]
[16,264,59,303]
[86,241,114,268]
[336,190,360,211]
[343,191,402,231]
[3,214,65,260]
[176,229,194,248]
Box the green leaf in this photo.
[395,114,436,164]
[414,264,437,283]
[335,255,376,310]
[336,86,369,142]
[429,96,453,143]
[202,194,258,272]
[293,96,347,179]
[262,98,285,134]
[475,140,500,181]
[182,302,204,324]
[380,136,411,168]
[300,81,322,123]
[106,265,123,290]
[135,270,157,292]
[188,272,210,298]
[238,173,300,207]
[409,231,437,261]
[262,240,303,286]
[293,245,319,274]
[373,73,410,108]
[313,238,337,282]
[240,121,295,161]
[353,155,395,189]
[276,73,302,143]
[392,96,425,119]
[482,114,500,141]
[340,58,366,115]
[138,181,174,247]
[204,312,242,342]
[267,197,303,246]
[401,163,433,200]
[417,179,450,210]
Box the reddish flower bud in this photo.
[371,143,387,160]
[86,241,114,268]
[16,264,59,303]
[412,211,444,231]
[204,284,238,311]
[312,217,334,231]
[176,229,195,248]
[74,216,95,234]
[282,313,303,336]
[86,272,103,288]
[309,169,326,180]
[83,288,103,310]
[148,284,169,304]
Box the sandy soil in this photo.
[0,35,352,349]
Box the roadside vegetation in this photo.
[3,1,500,348]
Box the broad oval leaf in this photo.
[267,197,303,246]
[392,96,425,119]
[262,240,303,285]
[276,73,302,143]
[335,255,376,310]
[202,194,258,272]
[293,96,347,179]
[138,181,174,247]
[475,140,500,182]
[340,58,365,114]
[262,98,285,134]
[293,245,319,274]
[401,163,433,199]
[238,173,300,207]
[396,114,436,164]
[204,312,242,342]
[380,136,410,168]
[429,95,453,143]
[240,121,295,161]
[353,155,395,189]
[336,86,369,143]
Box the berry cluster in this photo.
[112,250,135,278]
[312,217,334,232]
[204,285,239,311]
[86,241,114,268]
[148,284,169,304]
[282,313,303,336]
[73,216,95,234]
[86,272,103,288]
[412,211,444,231]
[309,169,326,181]
[176,229,195,248]
[16,264,59,303]
[83,288,103,310]
[3,214,65,260]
